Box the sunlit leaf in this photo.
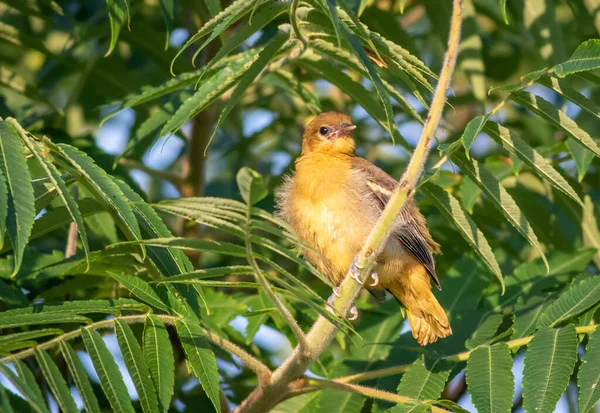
[553,39,600,77]
[144,315,175,413]
[578,327,600,413]
[537,276,600,328]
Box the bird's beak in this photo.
[330,123,356,140]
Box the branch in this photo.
[333,324,598,384]
[304,378,449,413]
[65,185,79,258]
[0,314,272,383]
[234,1,464,412]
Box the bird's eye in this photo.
[319,126,329,136]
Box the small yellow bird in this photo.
[275,112,451,345]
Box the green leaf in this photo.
[397,355,454,400]
[466,342,514,413]
[578,327,600,413]
[0,313,91,329]
[0,160,6,249]
[206,31,288,151]
[452,155,549,272]
[567,140,594,182]
[537,76,600,120]
[81,328,135,413]
[144,315,174,413]
[511,91,600,158]
[0,363,49,413]
[461,115,488,154]
[154,266,253,283]
[158,0,174,50]
[271,392,322,413]
[0,121,35,276]
[236,167,268,205]
[537,276,600,328]
[175,317,221,413]
[160,51,259,137]
[105,0,129,56]
[484,121,583,207]
[55,144,144,254]
[553,39,600,77]
[34,348,79,413]
[317,362,365,413]
[498,0,508,23]
[59,340,102,413]
[459,0,486,103]
[117,237,247,256]
[114,319,160,413]
[421,182,503,290]
[0,329,63,348]
[13,124,90,268]
[107,272,170,313]
[170,0,266,73]
[522,325,578,413]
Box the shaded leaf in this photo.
[59,340,102,413]
[537,276,600,327]
[105,0,129,56]
[34,348,79,413]
[522,325,578,413]
[144,314,175,413]
[578,327,600,413]
[236,167,268,205]
[397,355,454,400]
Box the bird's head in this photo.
[301,112,356,156]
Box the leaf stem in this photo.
[234,1,463,411]
[0,314,272,382]
[290,0,308,51]
[304,378,449,413]
[334,324,598,383]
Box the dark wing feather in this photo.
[350,157,441,290]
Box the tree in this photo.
[0,0,599,412]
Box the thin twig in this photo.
[291,0,308,51]
[65,185,79,258]
[304,378,449,413]
[0,314,272,382]
[234,1,464,412]
[333,324,598,384]
[245,199,307,348]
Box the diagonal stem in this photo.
[234,1,464,412]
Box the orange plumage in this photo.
[275,112,451,346]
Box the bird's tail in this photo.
[386,266,452,346]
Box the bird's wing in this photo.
[350,157,441,290]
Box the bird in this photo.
[275,111,452,346]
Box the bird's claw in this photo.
[327,293,336,315]
[351,256,379,286]
[351,257,364,283]
[369,271,379,287]
[348,303,358,321]
[333,285,341,297]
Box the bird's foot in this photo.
[332,285,341,297]
[350,256,379,286]
[348,303,358,321]
[350,257,364,283]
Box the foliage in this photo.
[0,0,599,412]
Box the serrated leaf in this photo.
[0,329,63,348]
[553,39,600,77]
[452,155,549,272]
[236,167,268,205]
[421,182,503,290]
[105,0,129,56]
[154,266,253,283]
[537,76,600,120]
[81,328,135,413]
[484,121,583,207]
[107,272,170,313]
[144,315,174,413]
[13,123,90,268]
[578,327,600,412]
[114,319,160,413]
[461,115,488,154]
[54,144,143,248]
[206,31,288,151]
[0,313,90,329]
[397,355,454,400]
[59,340,101,413]
[537,276,600,327]
[522,325,578,413]
[160,51,259,137]
[175,317,220,413]
[0,363,49,413]
[271,392,322,413]
[34,348,79,413]
[170,0,265,72]
[466,343,514,413]
[117,237,247,256]
[0,121,35,276]
[0,159,6,249]
[511,91,600,158]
